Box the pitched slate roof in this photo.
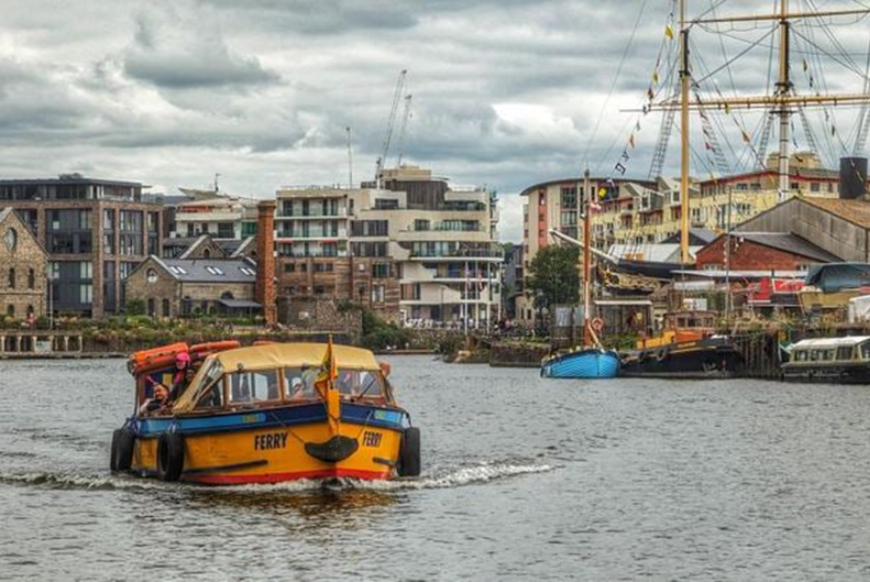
[152,257,257,283]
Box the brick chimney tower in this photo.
[255,200,277,326]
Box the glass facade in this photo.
[47,209,92,254]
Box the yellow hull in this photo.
[132,421,402,484]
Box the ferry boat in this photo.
[110,340,421,484]
[619,311,743,379]
[782,336,870,384]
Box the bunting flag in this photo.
[652,70,660,85]
[665,24,674,40]
[647,87,655,101]
[741,130,751,143]
[629,134,636,149]
[803,59,808,72]
[615,162,627,175]
[724,103,731,115]
[705,142,713,151]
[598,187,608,199]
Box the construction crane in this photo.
[375,69,408,183]
[395,94,413,167]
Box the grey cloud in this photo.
[123,2,279,89]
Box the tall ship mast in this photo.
[658,0,870,264]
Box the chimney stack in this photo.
[255,200,277,326]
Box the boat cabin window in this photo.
[336,369,386,399]
[793,350,807,362]
[284,366,317,400]
[837,346,853,361]
[862,343,870,360]
[820,349,835,361]
[195,379,225,410]
[809,350,820,361]
[229,369,281,404]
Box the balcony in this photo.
[275,210,347,219]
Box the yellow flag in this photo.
[665,24,674,40]
[315,335,341,434]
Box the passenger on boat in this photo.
[337,370,358,396]
[139,383,170,416]
[168,352,193,402]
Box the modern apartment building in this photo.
[275,166,503,327]
[169,195,258,240]
[0,174,162,318]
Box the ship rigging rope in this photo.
[581,0,650,172]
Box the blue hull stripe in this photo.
[541,349,621,379]
[134,402,408,437]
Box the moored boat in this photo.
[110,340,421,484]
[619,311,743,379]
[782,336,870,384]
[541,348,621,379]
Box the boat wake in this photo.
[0,460,557,494]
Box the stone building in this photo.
[0,174,162,318]
[124,257,259,318]
[0,208,47,319]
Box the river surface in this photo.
[1,357,870,581]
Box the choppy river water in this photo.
[2,356,870,581]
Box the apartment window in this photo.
[372,285,385,303]
[7,304,13,317]
[314,286,325,295]
[8,268,15,289]
[321,243,338,257]
[414,219,430,231]
[351,242,388,257]
[374,199,399,210]
[560,211,577,227]
[27,269,34,289]
[314,263,334,273]
[810,182,821,193]
[284,263,295,273]
[162,298,170,317]
[560,187,577,208]
[217,222,235,238]
[351,220,388,237]
[372,263,391,278]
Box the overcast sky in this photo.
[2,0,869,242]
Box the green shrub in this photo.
[125,299,146,316]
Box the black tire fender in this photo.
[157,433,185,482]
[398,427,421,477]
[110,428,135,472]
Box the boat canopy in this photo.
[790,336,870,350]
[207,342,380,372]
[172,343,383,413]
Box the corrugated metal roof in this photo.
[802,197,870,228]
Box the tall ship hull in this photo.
[541,348,621,379]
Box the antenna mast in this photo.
[679,0,691,265]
